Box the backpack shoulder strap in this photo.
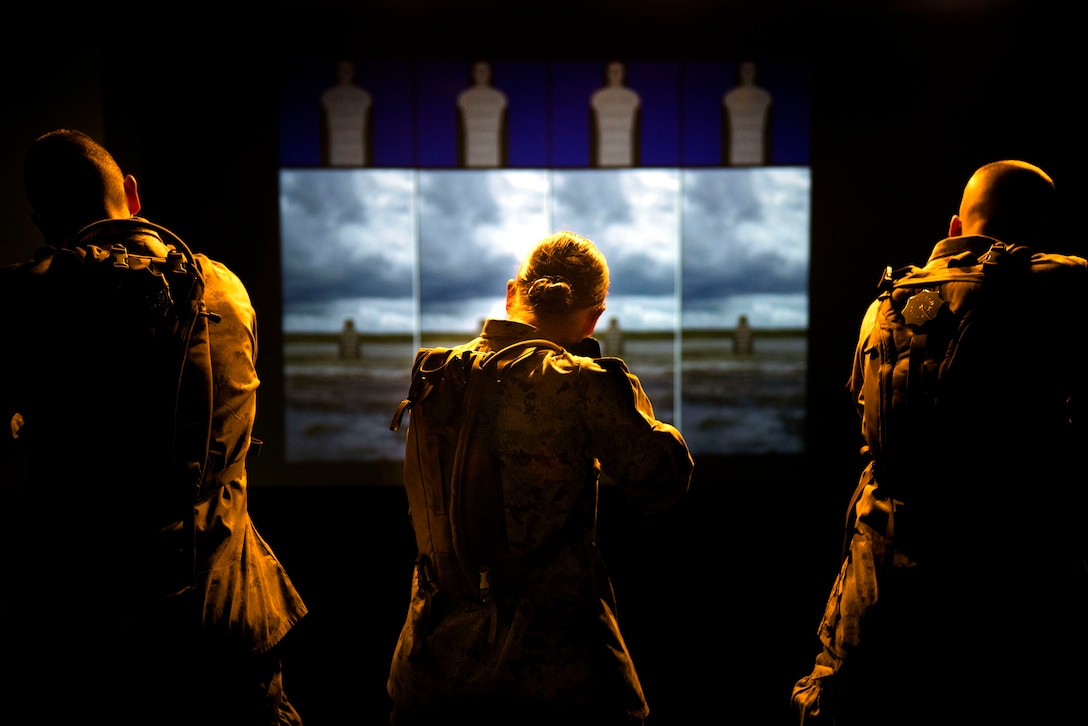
[390,347,456,433]
[76,219,217,494]
[392,338,565,606]
[7,218,216,598]
[446,339,564,608]
[390,338,564,432]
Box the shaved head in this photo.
[957,160,1056,246]
[24,129,133,245]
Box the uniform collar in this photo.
[927,234,1000,264]
[479,318,542,350]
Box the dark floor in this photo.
[247,453,850,726]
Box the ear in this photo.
[123,174,141,216]
[948,214,962,237]
[505,279,517,314]
[581,306,605,338]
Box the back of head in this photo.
[957,160,1056,247]
[24,128,128,246]
[516,231,610,315]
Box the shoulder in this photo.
[1027,250,1088,275]
[194,254,253,308]
[532,347,624,376]
[564,354,646,406]
[0,249,79,308]
[0,258,34,310]
[492,346,627,395]
[0,257,33,284]
[857,297,883,346]
[194,253,242,284]
[0,256,33,273]
[580,354,631,376]
[1023,251,1088,310]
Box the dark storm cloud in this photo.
[685,170,764,226]
[418,172,541,307]
[280,170,415,303]
[551,172,638,227]
[605,251,677,296]
[552,171,679,297]
[281,167,809,322]
[681,169,809,298]
[683,248,804,298]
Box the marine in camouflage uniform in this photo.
[0,129,308,725]
[388,317,693,725]
[791,161,1088,725]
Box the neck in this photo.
[508,313,583,348]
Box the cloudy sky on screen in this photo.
[279,166,809,335]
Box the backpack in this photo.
[389,339,565,609]
[855,239,1086,501]
[1,217,218,599]
[792,240,1088,725]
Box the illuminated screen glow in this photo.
[279,59,811,464]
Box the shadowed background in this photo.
[1,1,1079,723]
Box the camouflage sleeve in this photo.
[582,357,693,514]
[196,255,259,484]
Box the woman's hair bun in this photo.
[525,275,575,312]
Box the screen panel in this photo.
[279,58,811,470]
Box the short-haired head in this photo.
[954,160,1056,246]
[24,128,134,246]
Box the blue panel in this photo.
[629,61,682,167]
[549,61,599,167]
[500,61,549,168]
[364,61,415,168]
[280,59,811,168]
[415,61,462,168]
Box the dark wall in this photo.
[4,2,1079,483]
[2,2,1079,723]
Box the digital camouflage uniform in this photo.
[388,319,693,725]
